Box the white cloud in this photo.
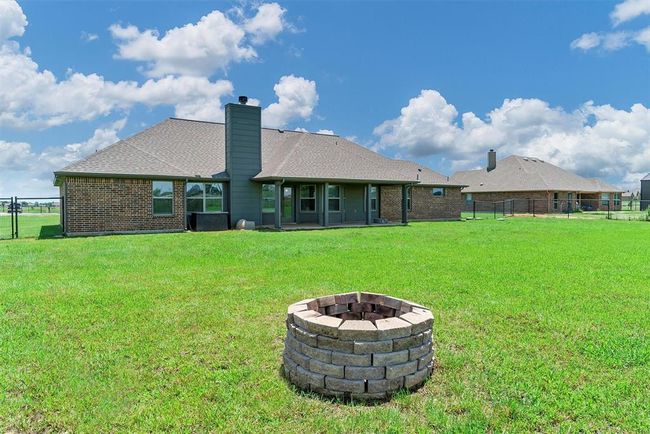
[635,26,650,49]
[0,0,27,41]
[262,75,318,128]
[110,3,289,77]
[611,0,650,26]
[244,3,287,44]
[0,119,127,196]
[80,31,99,42]
[570,32,601,50]
[0,39,234,128]
[572,0,650,52]
[294,127,334,134]
[374,90,650,191]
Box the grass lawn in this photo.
[0,214,62,239]
[1,219,649,432]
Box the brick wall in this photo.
[379,185,463,221]
[466,191,621,213]
[379,185,402,221]
[63,177,185,235]
[467,191,551,213]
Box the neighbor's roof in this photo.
[452,155,623,193]
[642,173,650,181]
[55,118,456,185]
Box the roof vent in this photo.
[238,95,248,105]
[523,157,529,161]
[278,129,284,133]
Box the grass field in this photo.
[0,214,61,239]
[1,219,649,432]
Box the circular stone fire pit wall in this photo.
[283,292,434,400]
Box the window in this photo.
[186,182,223,213]
[153,181,174,215]
[613,193,621,206]
[601,193,610,206]
[328,185,341,211]
[407,187,412,211]
[300,185,316,212]
[262,184,275,213]
[432,187,446,197]
[553,192,559,210]
[370,186,378,211]
[464,193,473,202]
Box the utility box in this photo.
[189,212,229,231]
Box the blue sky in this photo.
[1,0,649,196]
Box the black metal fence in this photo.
[0,196,64,240]
[463,198,650,221]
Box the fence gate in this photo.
[0,197,14,240]
[1,196,64,239]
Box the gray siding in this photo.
[642,179,650,210]
[226,103,262,226]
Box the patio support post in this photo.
[366,184,372,225]
[323,182,329,227]
[401,185,409,224]
[274,180,282,229]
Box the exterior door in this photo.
[344,185,366,222]
[282,186,294,223]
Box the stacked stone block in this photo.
[283,292,434,400]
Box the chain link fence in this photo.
[1,196,64,239]
[463,198,650,221]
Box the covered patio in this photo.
[258,180,411,230]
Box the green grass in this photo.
[0,214,62,239]
[1,219,649,432]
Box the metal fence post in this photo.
[14,196,19,238]
[10,197,15,239]
[608,200,610,220]
[493,202,496,219]
[473,200,476,219]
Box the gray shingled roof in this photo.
[56,118,456,186]
[452,155,623,193]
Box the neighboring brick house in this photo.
[452,150,623,213]
[54,97,465,236]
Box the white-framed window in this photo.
[601,192,610,206]
[370,186,378,211]
[153,180,174,215]
[328,185,341,211]
[262,184,275,213]
[553,192,559,210]
[300,185,316,212]
[432,187,446,197]
[464,193,473,202]
[613,193,621,206]
[186,182,223,213]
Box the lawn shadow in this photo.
[38,224,63,239]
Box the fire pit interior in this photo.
[283,292,434,400]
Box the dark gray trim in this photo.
[323,182,329,227]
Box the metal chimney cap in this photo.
[238,95,248,105]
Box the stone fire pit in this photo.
[283,292,434,400]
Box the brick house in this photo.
[54,97,465,235]
[452,150,623,213]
